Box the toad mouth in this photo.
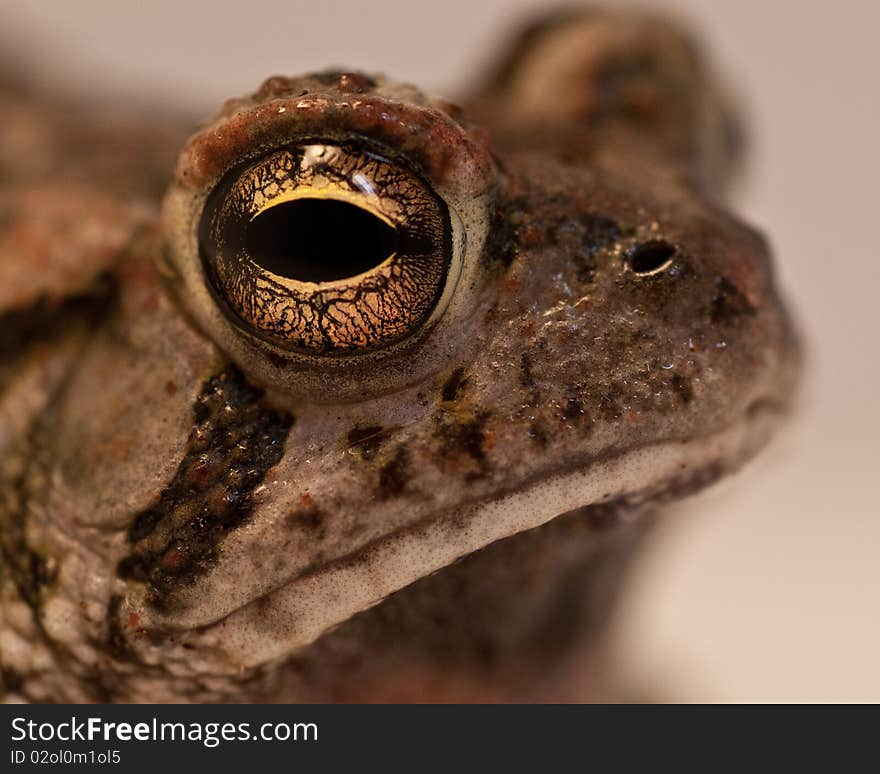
[165,395,788,670]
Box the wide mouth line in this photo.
[159,395,790,647]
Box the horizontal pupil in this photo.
[245,198,399,283]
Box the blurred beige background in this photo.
[2,0,877,701]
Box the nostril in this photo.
[627,240,676,276]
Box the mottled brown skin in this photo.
[0,9,799,702]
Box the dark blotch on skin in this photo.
[264,349,290,369]
[437,411,492,479]
[378,447,410,500]
[528,419,548,446]
[483,195,521,268]
[578,214,622,283]
[519,353,545,442]
[520,352,540,408]
[117,365,293,609]
[0,666,23,693]
[446,414,489,463]
[709,275,755,324]
[441,367,469,402]
[347,424,386,461]
[598,391,623,421]
[562,396,585,422]
[287,505,326,540]
[105,594,133,662]
[0,275,116,388]
[0,474,56,612]
[520,352,536,390]
[670,373,693,405]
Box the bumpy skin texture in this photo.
[0,9,799,702]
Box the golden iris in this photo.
[199,142,452,353]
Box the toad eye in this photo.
[164,77,496,401]
[199,143,454,353]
